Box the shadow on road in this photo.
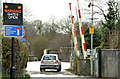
[28,69,72,76]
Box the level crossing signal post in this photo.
[88,0,94,76]
[3,3,23,79]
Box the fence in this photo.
[70,49,120,78]
[70,55,91,76]
[70,48,100,77]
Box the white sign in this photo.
[7,13,19,19]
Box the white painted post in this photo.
[96,53,99,77]
[90,55,93,75]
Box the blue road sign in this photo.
[4,26,23,37]
[20,38,25,43]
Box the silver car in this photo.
[40,54,61,72]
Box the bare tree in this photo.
[58,17,72,34]
[48,34,71,50]
[42,16,59,40]
[32,35,48,59]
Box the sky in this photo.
[1,0,120,23]
[20,0,110,22]
[20,0,91,22]
[21,0,77,22]
[22,0,73,22]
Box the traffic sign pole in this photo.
[10,37,15,79]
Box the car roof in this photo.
[43,54,58,56]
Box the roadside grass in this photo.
[25,70,30,79]
[65,68,76,73]
[25,73,30,79]
[65,68,77,75]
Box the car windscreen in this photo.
[43,55,56,60]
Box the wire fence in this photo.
[70,56,91,76]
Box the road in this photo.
[26,61,101,79]
[26,61,79,77]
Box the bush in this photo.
[25,73,30,79]
[2,37,28,77]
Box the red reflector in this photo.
[15,28,21,30]
[41,60,44,63]
[55,60,58,63]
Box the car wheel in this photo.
[40,68,43,72]
[59,65,61,71]
[43,69,45,71]
[57,65,61,72]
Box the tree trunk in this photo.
[109,30,119,49]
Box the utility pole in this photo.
[91,0,94,76]
[87,0,101,76]
[40,21,42,34]
[91,1,93,52]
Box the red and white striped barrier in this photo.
[76,0,87,59]
[69,3,80,57]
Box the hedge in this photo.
[2,37,28,78]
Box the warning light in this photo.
[18,6,21,9]
[5,5,8,9]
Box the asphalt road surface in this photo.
[26,61,103,79]
[26,61,79,77]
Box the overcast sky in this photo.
[20,0,112,22]
[1,0,120,22]
[20,0,92,22]
[21,0,77,22]
[24,0,72,21]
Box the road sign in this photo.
[20,38,25,43]
[89,27,94,34]
[17,29,25,38]
[3,3,23,25]
[4,26,23,37]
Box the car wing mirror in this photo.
[59,59,62,61]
